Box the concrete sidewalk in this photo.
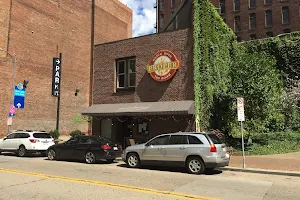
[229,152,300,172]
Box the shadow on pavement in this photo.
[0,152,43,157]
[43,158,118,165]
[116,163,223,175]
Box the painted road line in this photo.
[0,168,221,200]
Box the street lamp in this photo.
[0,48,17,135]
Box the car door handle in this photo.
[158,147,164,150]
[179,147,186,150]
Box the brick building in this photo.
[157,0,300,41]
[82,28,195,146]
[0,0,132,136]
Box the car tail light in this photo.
[119,145,123,150]
[29,139,37,143]
[101,144,111,150]
[210,144,217,152]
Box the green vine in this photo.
[193,0,235,131]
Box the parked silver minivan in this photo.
[122,132,230,174]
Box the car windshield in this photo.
[33,133,52,138]
[207,134,224,144]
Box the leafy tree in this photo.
[228,46,284,134]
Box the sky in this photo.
[119,0,157,37]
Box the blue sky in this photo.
[119,0,156,37]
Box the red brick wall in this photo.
[94,0,132,44]
[212,0,300,41]
[93,28,194,104]
[159,0,300,41]
[0,0,132,136]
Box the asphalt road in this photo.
[0,153,299,200]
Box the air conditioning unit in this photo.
[153,2,157,8]
[154,23,157,29]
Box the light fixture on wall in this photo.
[75,88,80,96]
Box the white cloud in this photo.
[119,0,156,37]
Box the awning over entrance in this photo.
[82,100,194,116]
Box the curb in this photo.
[220,166,300,177]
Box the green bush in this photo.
[231,132,300,155]
[49,130,60,139]
[70,130,82,137]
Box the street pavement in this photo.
[0,153,299,200]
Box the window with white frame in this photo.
[249,0,255,8]
[171,0,175,8]
[249,13,256,29]
[116,58,136,89]
[234,0,240,11]
[265,10,272,27]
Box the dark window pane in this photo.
[188,136,203,144]
[33,133,51,138]
[129,60,136,73]
[7,133,15,139]
[220,0,226,14]
[79,137,92,144]
[169,135,187,145]
[234,16,241,32]
[118,75,125,87]
[148,135,169,145]
[118,61,125,74]
[282,7,290,25]
[129,73,136,87]
[234,0,240,11]
[208,134,224,144]
[249,0,255,8]
[67,137,79,144]
[249,13,256,29]
[265,10,272,27]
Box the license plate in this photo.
[42,141,48,143]
[113,147,118,151]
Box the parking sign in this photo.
[237,97,245,121]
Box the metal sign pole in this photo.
[237,97,246,169]
[241,121,246,168]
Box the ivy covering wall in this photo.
[193,0,235,131]
[193,0,300,134]
[241,32,300,132]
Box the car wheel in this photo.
[85,151,96,164]
[126,153,140,168]
[17,145,27,157]
[186,157,205,175]
[47,149,57,160]
[106,159,114,163]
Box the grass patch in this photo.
[229,132,300,155]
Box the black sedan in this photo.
[46,135,122,164]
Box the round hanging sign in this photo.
[146,50,180,82]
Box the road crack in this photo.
[0,178,47,190]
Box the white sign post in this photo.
[237,97,246,169]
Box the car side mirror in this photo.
[3,137,7,141]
